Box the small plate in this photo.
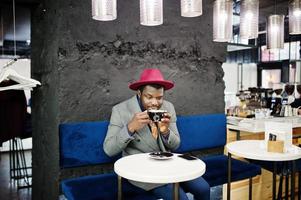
[149,152,173,160]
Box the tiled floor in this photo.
[0,151,32,200]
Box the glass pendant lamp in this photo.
[289,0,301,34]
[240,0,259,39]
[213,0,233,42]
[92,0,117,21]
[0,13,3,47]
[181,0,202,17]
[267,15,284,49]
[140,0,163,26]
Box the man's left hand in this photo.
[158,112,171,135]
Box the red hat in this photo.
[129,68,174,90]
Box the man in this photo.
[103,68,210,200]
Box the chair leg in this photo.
[277,173,283,200]
[298,171,301,200]
[273,162,277,200]
[249,178,252,200]
[227,153,232,200]
[292,161,296,200]
[285,173,288,200]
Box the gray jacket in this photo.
[103,95,180,190]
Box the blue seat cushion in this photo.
[175,114,226,153]
[202,155,261,187]
[61,173,157,200]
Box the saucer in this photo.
[149,152,173,160]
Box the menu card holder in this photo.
[265,122,292,153]
[267,140,284,153]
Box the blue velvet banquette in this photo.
[59,113,261,200]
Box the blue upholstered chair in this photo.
[59,121,157,200]
[175,114,262,199]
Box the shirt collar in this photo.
[136,95,146,111]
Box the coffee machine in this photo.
[277,84,294,116]
[267,88,282,116]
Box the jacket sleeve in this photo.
[103,106,134,157]
[162,103,180,150]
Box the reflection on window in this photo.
[289,63,296,83]
[280,43,290,60]
[290,41,300,60]
[261,69,281,89]
[261,41,300,62]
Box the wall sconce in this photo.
[267,15,284,49]
[140,0,163,26]
[181,0,202,17]
[92,0,117,21]
[213,0,233,42]
[240,0,259,39]
[289,0,301,34]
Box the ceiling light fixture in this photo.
[289,0,301,34]
[0,9,3,47]
[140,0,163,26]
[267,0,284,49]
[92,0,117,21]
[181,0,202,17]
[213,0,233,42]
[240,0,259,39]
[267,15,284,49]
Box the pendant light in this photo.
[181,0,202,17]
[213,0,233,42]
[140,0,163,26]
[92,0,117,21]
[13,0,17,58]
[267,15,284,49]
[0,9,3,47]
[240,0,259,39]
[267,0,284,49]
[289,0,301,35]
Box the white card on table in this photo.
[265,121,292,152]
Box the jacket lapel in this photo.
[127,96,160,152]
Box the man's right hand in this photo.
[127,111,151,133]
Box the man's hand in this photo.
[158,112,171,135]
[127,111,151,133]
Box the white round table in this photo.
[226,140,301,200]
[114,153,206,200]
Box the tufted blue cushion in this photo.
[61,173,157,200]
[202,155,261,187]
[59,121,121,168]
[175,114,226,153]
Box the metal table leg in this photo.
[298,171,301,200]
[273,162,277,200]
[249,178,252,200]
[292,160,296,200]
[284,162,288,200]
[277,173,283,200]
[229,129,241,141]
[285,172,289,200]
[173,182,179,200]
[118,176,122,200]
[227,153,232,200]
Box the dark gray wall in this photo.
[31,0,226,199]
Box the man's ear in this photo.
[137,90,141,98]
